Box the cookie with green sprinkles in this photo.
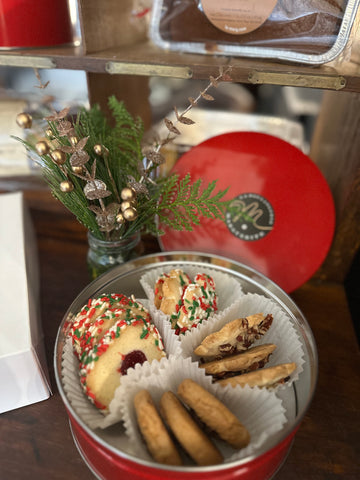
[155,269,218,335]
[79,310,166,413]
[70,293,151,358]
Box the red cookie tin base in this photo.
[55,252,317,480]
[69,411,297,480]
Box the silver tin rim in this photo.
[54,251,318,474]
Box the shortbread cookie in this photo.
[154,269,190,312]
[154,269,218,335]
[194,313,273,359]
[79,311,166,412]
[177,379,250,449]
[160,391,223,466]
[176,273,217,332]
[199,344,277,379]
[217,362,297,389]
[134,390,182,465]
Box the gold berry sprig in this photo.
[14,67,232,241]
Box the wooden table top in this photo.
[1,187,359,480]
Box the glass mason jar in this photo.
[87,231,143,279]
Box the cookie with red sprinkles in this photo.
[154,269,218,335]
[71,294,166,413]
[69,293,150,358]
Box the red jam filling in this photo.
[120,350,147,375]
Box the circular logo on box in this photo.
[226,193,274,241]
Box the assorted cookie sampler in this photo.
[62,264,304,466]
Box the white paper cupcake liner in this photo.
[61,298,182,430]
[180,292,305,389]
[119,356,287,464]
[62,338,106,429]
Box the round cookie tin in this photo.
[54,252,318,480]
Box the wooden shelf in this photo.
[1,40,360,91]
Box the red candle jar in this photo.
[0,0,73,48]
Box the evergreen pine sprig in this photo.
[14,67,232,241]
[157,173,229,232]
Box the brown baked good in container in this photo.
[218,362,297,389]
[199,343,277,379]
[160,391,223,466]
[156,0,347,56]
[177,378,250,449]
[194,313,273,359]
[134,389,182,466]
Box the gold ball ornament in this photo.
[121,187,136,202]
[115,212,125,225]
[69,136,79,146]
[45,128,54,139]
[94,144,109,156]
[123,207,138,221]
[35,140,50,155]
[60,180,74,193]
[16,112,32,129]
[121,200,136,212]
[93,144,102,155]
[51,149,67,165]
[71,165,83,174]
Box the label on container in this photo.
[201,0,277,35]
[225,193,274,241]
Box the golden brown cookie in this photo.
[177,379,250,449]
[134,390,182,465]
[217,362,297,389]
[160,391,223,466]
[194,313,273,359]
[199,344,277,379]
[154,269,190,313]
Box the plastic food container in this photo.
[150,0,360,64]
[54,252,318,480]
